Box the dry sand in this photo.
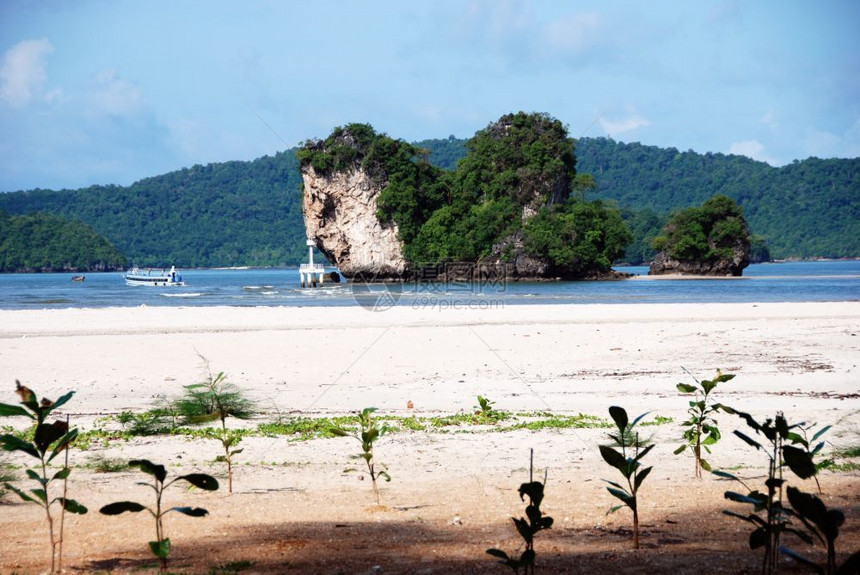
[0,302,858,574]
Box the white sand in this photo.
[0,302,856,418]
[1,302,858,573]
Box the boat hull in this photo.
[125,278,186,287]
[124,266,185,287]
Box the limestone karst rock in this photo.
[301,163,407,279]
[648,243,749,276]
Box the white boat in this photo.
[125,266,185,286]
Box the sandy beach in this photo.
[1,302,858,573]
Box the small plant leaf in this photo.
[711,468,739,481]
[53,467,72,482]
[513,517,533,544]
[25,468,45,485]
[673,444,687,455]
[635,444,655,462]
[786,487,829,531]
[599,445,627,472]
[608,406,628,432]
[0,433,39,458]
[607,486,634,507]
[178,473,219,491]
[735,410,762,433]
[100,501,147,515]
[14,382,39,411]
[723,510,767,526]
[5,483,37,503]
[47,391,75,414]
[519,549,536,567]
[518,481,544,506]
[48,428,79,463]
[749,526,768,549]
[676,383,698,394]
[149,538,171,559]
[526,504,541,525]
[783,445,816,479]
[811,425,831,442]
[634,466,652,490]
[540,516,554,529]
[329,427,349,437]
[725,491,767,506]
[629,411,650,428]
[700,458,712,472]
[733,430,763,451]
[0,402,32,418]
[486,548,510,560]
[170,506,209,517]
[58,497,88,514]
[783,527,816,546]
[129,459,167,483]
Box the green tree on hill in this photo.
[0,211,128,272]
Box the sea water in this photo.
[0,261,857,310]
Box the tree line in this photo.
[0,211,127,272]
[0,131,856,269]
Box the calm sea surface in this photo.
[0,261,857,310]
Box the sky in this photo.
[1,0,858,192]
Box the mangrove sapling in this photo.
[0,381,88,574]
[487,450,553,575]
[789,421,833,494]
[780,486,860,575]
[330,407,391,505]
[175,358,256,494]
[599,405,654,549]
[674,368,734,478]
[99,459,219,575]
[716,411,818,575]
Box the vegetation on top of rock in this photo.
[411,112,582,265]
[299,112,631,277]
[418,136,859,262]
[0,211,128,272]
[651,195,751,265]
[522,200,631,276]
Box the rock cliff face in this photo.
[301,165,407,279]
[649,242,749,276]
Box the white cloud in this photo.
[599,115,651,138]
[545,12,602,54]
[728,140,778,165]
[760,110,777,129]
[0,38,54,108]
[461,0,531,42]
[88,70,144,117]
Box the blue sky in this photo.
[1,0,858,192]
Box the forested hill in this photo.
[0,137,856,267]
[0,151,307,268]
[0,211,127,272]
[418,137,860,260]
